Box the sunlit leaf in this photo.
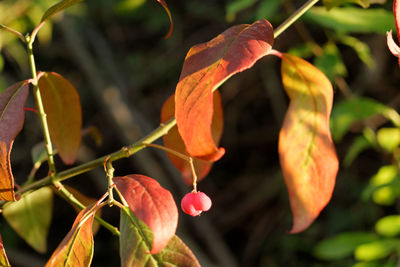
[120,207,200,267]
[175,19,274,161]
[3,187,53,253]
[45,204,98,267]
[113,175,178,254]
[313,232,378,260]
[0,235,11,267]
[304,7,395,34]
[161,92,223,185]
[354,239,400,261]
[279,53,338,233]
[377,128,400,152]
[38,72,82,165]
[0,81,29,201]
[331,97,400,142]
[41,0,84,23]
[375,215,400,237]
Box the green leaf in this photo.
[313,232,378,260]
[338,35,374,68]
[119,207,200,267]
[377,128,400,153]
[355,239,400,261]
[322,0,386,9]
[225,0,258,22]
[38,72,82,165]
[45,203,98,267]
[3,187,53,253]
[375,215,400,237]
[41,0,84,23]
[331,97,400,142]
[343,135,372,167]
[314,42,347,81]
[362,165,400,205]
[303,7,395,34]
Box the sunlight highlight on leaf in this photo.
[38,72,82,165]
[279,53,338,233]
[0,81,29,201]
[161,92,223,184]
[114,175,178,254]
[175,19,274,161]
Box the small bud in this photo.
[181,191,212,216]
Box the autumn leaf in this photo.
[120,207,200,267]
[113,175,178,254]
[278,53,338,233]
[387,0,400,65]
[38,72,82,165]
[161,91,224,185]
[156,0,173,39]
[45,203,98,267]
[3,187,53,253]
[0,81,29,201]
[175,19,274,162]
[0,235,11,267]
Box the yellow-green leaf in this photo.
[3,187,53,253]
[279,53,339,233]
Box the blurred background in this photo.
[1,0,400,266]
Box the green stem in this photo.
[55,186,120,236]
[274,0,319,39]
[105,159,115,207]
[26,36,57,176]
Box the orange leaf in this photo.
[156,0,173,39]
[45,204,97,267]
[0,235,11,267]
[38,72,82,165]
[0,81,29,201]
[279,53,338,233]
[175,19,274,161]
[113,175,178,254]
[161,91,223,184]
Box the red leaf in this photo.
[45,204,97,267]
[279,53,338,233]
[113,175,178,254]
[161,92,223,184]
[0,235,11,267]
[156,0,173,39]
[38,72,82,165]
[0,81,29,201]
[175,19,274,161]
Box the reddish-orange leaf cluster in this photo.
[387,0,400,65]
[0,235,11,267]
[175,19,274,162]
[114,175,178,254]
[161,92,223,184]
[278,53,338,233]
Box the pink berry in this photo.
[181,191,212,216]
[193,192,212,211]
